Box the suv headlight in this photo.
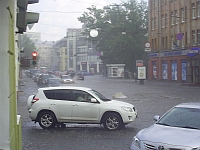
[132,136,140,148]
[121,106,133,112]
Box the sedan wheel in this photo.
[103,113,122,130]
[38,111,56,129]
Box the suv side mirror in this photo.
[91,98,97,103]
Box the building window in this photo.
[165,14,168,27]
[192,3,195,19]
[153,0,156,8]
[185,32,187,46]
[171,11,174,25]
[171,35,174,49]
[162,15,165,28]
[165,36,168,49]
[154,17,156,29]
[198,2,200,17]
[181,8,185,22]
[192,30,196,46]
[162,0,165,5]
[152,39,154,50]
[151,18,154,30]
[181,33,185,48]
[197,30,200,45]
[174,10,178,24]
[162,37,164,50]
[155,38,157,50]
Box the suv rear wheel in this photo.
[103,113,122,131]
[38,111,56,129]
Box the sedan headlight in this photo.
[192,148,200,150]
[132,136,140,148]
[121,106,133,112]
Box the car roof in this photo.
[48,78,60,80]
[175,102,200,109]
[40,74,50,76]
[38,86,92,91]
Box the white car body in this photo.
[60,75,74,84]
[130,102,200,150]
[27,86,137,130]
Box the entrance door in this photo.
[192,66,199,84]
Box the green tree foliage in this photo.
[19,35,36,58]
[78,0,148,71]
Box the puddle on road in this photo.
[25,122,102,129]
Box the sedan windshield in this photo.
[157,107,200,129]
[62,76,71,79]
[48,79,60,84]
[89,90,111,101]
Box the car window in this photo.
[44,89,72,101]
[157,107,200,129]
[89,90,111,101]
[72,90,88,102]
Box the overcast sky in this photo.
[27,0,144,41]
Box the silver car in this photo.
[130,102,200,150]
[60,75,74,84]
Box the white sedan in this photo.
[130,102,200,150]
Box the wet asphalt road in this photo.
[17,72,200,150]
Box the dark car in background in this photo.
[76,71,84,80]
[37,74,53,85]
[46,78,61,87]
[27,69,40,78]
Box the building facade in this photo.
[0,0,22,149]
[148,0,200,84]
[36,41,54,70]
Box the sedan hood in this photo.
[139,124,200,147]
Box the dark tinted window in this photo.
[44,89,72,100]
[72,90,94,102]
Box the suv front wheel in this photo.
[103,113,122,131]
[38,111,56,129]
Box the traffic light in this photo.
[32,51,37,60]
[17,0,40,34]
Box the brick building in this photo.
[147,0,200,85]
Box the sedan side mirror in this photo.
[154,115,160,121]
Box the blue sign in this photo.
[176,33,183,40]
[188,47,200,57]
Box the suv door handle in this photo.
[73,104,78,106]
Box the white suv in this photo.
[27,86,137,130]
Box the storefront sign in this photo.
[164,51,182,57]
[136,60,143,67]
[188,47,200,57]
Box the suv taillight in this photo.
[31,97,39,104]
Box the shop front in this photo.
[186,47,200,84]
[106,64,125,78]
[148,48,200,85]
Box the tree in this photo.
[78,0,148,72]
[19,35,36,58]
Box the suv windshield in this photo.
[89,90,111,101]
[157,107,200,129]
